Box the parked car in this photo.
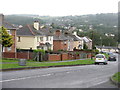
[108,54,116,61]
[95,54,108,65]
[107,52,113,55]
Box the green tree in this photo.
[1,26,13,48]
[83,43,88,49]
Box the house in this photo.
[82,37,92,49]
[0,14,17,52]
[96,46,119,53]
[72,32,84,49]
[17,21,53,50]
[53,30,68,51]
[64,31,84,50]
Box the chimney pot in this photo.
[55,30,61,36]
[33,21,39,30]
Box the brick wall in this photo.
[2,51,93,61]
[53,40,68,51]
[2,52,33,59]
[48,54,61,61]
[2,52,16,58]
[61,53,68,60]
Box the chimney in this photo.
[55,30,61,36]
[0,14,4,26]
[72,31,77,35]
[33,21,39,30]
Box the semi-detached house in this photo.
[0,14,17,53]
[17,21,53,50]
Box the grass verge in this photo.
[112,72,120,83]
[1,59,94,69]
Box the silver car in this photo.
[95,54,108,65]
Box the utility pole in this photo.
[91,30,94,49]
[100,37,102,52]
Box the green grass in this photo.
[112,72,120,83]
[1,59,94,69]
[0,59,37,63]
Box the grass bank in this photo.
[112,72,120,83]
[1,59,94,69]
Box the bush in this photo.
[33,49,45,55]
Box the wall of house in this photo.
[17,36,36,50]
[86,42,92,49]
[35,36,53,50]
[67,40,74,51]
[53,40,68,51]
[73,41,79,49]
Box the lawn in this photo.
[0,59,36,63]
[112,72,120,83]
[1,59,94,69]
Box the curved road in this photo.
[1,54,119,88]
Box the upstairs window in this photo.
[18,37,21,42]
[40,37,43,41]
[46,36,49,41]
[37,37,39,42]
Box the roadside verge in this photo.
[0,64,93,72]
[110,72,120,87]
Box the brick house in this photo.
[53,30,68,51]
[0,14,17,52]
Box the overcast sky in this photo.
[0,0,119,16]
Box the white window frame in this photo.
[7,47,11,51]
[7,30,11,35]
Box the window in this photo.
[7,30,11,35]
[37,37,39,42]
[18,37,21,42]
[64,41,67,45]
[7,47,11,51]
[46,36,49,41]
[40,37,43,41]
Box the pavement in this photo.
[1,54,119,88]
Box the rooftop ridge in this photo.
[27,25,35,35]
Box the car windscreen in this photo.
[110,55,116,57]
[96,55,104,58]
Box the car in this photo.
[95,54,108,65]
[108,54,116,61]
[107,52,113,55]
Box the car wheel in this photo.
[95,62,98,65]
[104,63,107,65]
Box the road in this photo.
[1,54,119,88]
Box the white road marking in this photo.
[1,73,52,83]
[42,74,51,76]
[66,72,70,73]
[92,79,109,86]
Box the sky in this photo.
[0,0,119,16]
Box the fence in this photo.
[2,51,93,61]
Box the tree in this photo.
[1,26,13,49]
[83,43,88,49]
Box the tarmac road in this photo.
[1,53,119,88]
